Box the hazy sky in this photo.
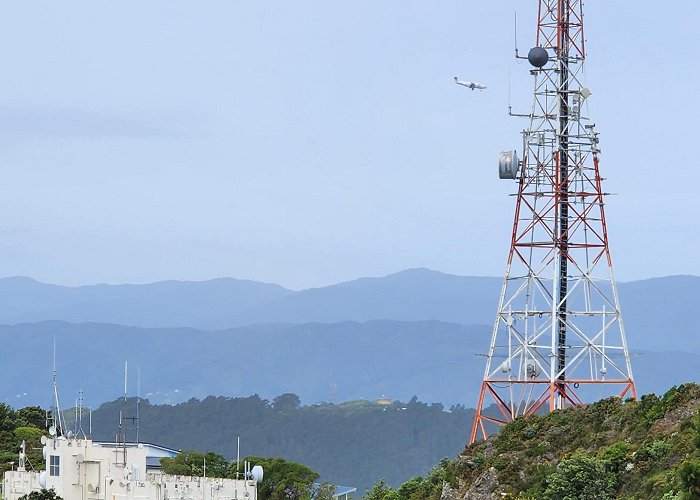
[0,2,697,289]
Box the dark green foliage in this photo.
[675,409,700,499]
[365,461,456,500]
[91,394,475,494]
[364,479,396,500]
[18,489,62,500]
[313,482,336,500]
[0,403,47,476]
[677,460,700,498]
[247,456,319,500]
[543,455,616,500]
[396,385,700,499]
[160,451,324,500]
[272,394,301,413]
[160,450,229,477]
[18,407,47,429]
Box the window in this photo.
[50,455,60,476]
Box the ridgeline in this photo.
[371,384,700,499]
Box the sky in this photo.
[0,1,697,290]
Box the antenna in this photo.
[236,436,240,479]
[514,12,519,58]
[75,389,87,439]
[50,338,67,438]
[508,67,512,115]
[117,362,139,451]
[136,368,140,444]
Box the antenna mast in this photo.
[470,0,636,443]
[49,338,67,437]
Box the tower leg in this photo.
[469,383,487,445]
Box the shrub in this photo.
[543,455,617,500]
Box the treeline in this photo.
[0,404,47,476]
[369,384,700,499]
[160,451,334,500]
[88,393,478,494]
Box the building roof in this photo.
[92,441,178,456]
[333,486,358,496]
[313,483,357,498]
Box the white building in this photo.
[3,435,261,500]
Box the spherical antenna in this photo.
[528,47,549,68]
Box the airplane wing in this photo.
[454,76,486,90]
[454,77,475,89]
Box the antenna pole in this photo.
[236,436,240,478]
[514,12,519,57]
[555,0,571,405]
[136,368,140,444]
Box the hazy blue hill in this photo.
[0,320,489,408]
[615,275,700,352]
[235,268,501,325]
[0,271,698,344]
[0,276,292,329]
[0,320,697,410]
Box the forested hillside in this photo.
[369,384,700,499]
[2,319,698,409]
[86,394,497,494]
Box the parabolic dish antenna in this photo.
[251,465,264,483]
[48,426,57,437]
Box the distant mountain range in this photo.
[1,269,698,354]
[0,319,697,409]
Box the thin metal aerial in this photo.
[469,0,636,444]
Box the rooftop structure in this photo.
[3,434,260,500]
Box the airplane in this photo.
[454,76,486,91]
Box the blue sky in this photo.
[0,1,697,289]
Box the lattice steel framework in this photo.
[469,0,636,444]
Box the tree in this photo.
[18,407,46,429]
[243,456,319,500]
[272,394,301,413]
[19,489,63,500]
[544,455,617,500]
[312,482,336,500]
[365,479,397,500]
[677,460,700,499]
[161,450,229,478]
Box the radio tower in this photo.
[469,0,636,444]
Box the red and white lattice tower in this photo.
[469,0,636,444]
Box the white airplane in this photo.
[454,76,486,91]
